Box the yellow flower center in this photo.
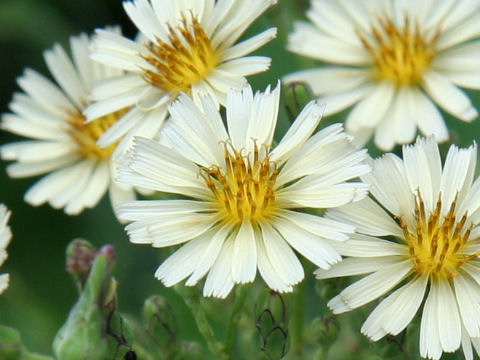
[200,141,279,225]
[142,14,220,94]
[358,16,438,86]
[68,108,128,159]
[401,193,479,279]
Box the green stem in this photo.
[290,276,307,356]
[175,286,230,360]
[225,285,248,354]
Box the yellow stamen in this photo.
[358,16,438,86]
[200,141,279,225]
[142,14,220,93]
[402,193,478,279]
[67,108,128,159]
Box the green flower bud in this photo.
[142,295,177,349]
[178,341,203,360]
[53,244,120,360]
[311,316,339,346]
[255,289,289,360]
[0,325,21,360]
[284,81,315,122]
[0,325,53,360]
[65,239,97,291]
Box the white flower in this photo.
[1,32,136,216]
[0,205,12,294]
[85,0,277,150]
[285,0,480,150]
[316,137,480,360]
[117,84,370,298]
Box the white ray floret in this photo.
[118,84,370,298]
[86,0,277,150]
[317,137,480,360]
[285,0,480,150]
[1,32,137,216]
[0,205,12,294]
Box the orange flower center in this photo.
[201,141,279,225]
[67,108,128,159]
[358,16,438,86]
[401,193,479,279]
[142,14,220,93]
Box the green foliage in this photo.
[0,325,53,360]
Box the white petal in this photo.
[44,43,86,108]
[436,279,462,352]
[440,142,477,215]
[279,210,354,242]
[231,221,257,284]
[327,197,403,238]
[412,89,449,143]
[283,67,369,95]
[420,284,443,360]
[422,70,478,122]
[260,222,304,286]
[269,99,325,164]
[287,22,369,65]
[273,217,341,269]
[0,274,9,295]
[333,233,408,257]
[222,28,277,61]
[125,213,215,247]
[203,238,235,298]
[345,82,395,132]
[361,275,427,340]
[186,224,233,286]
[454,275,480,338]
[331,260,411,311]
[315,256,399,280]
[403,137,442,212]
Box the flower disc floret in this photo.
[402,194,476,279]
[143,14,220,93]
[358,16,437,86]
[201,141,278,226]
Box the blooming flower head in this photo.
[1,32,136,215]
[85,0,278,150]
[285,0,480,150]
[316,137,480,359]
[0,205,12,294]
[118,84,370,298]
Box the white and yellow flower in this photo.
[1,32,136,215]
[117,83,370,298]
[285,0,480,150]
[0,205,12,294]
[317,137,480,360]
[86,0,277,149]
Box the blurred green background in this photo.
[1,0,480,359]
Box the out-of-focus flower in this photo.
[317,137,480,360]
[118,83,369,298]
[0,205,11,295]
[85,0,277,150]
[285,0,480,150]
[1,32,136,216]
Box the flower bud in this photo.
[284,81,315,121]
[53,244,119,360]
[65,239,97,291]
[311,316,339,346]
[142,295,177,349]
[0,325,21,360]
[255,289,289,360]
